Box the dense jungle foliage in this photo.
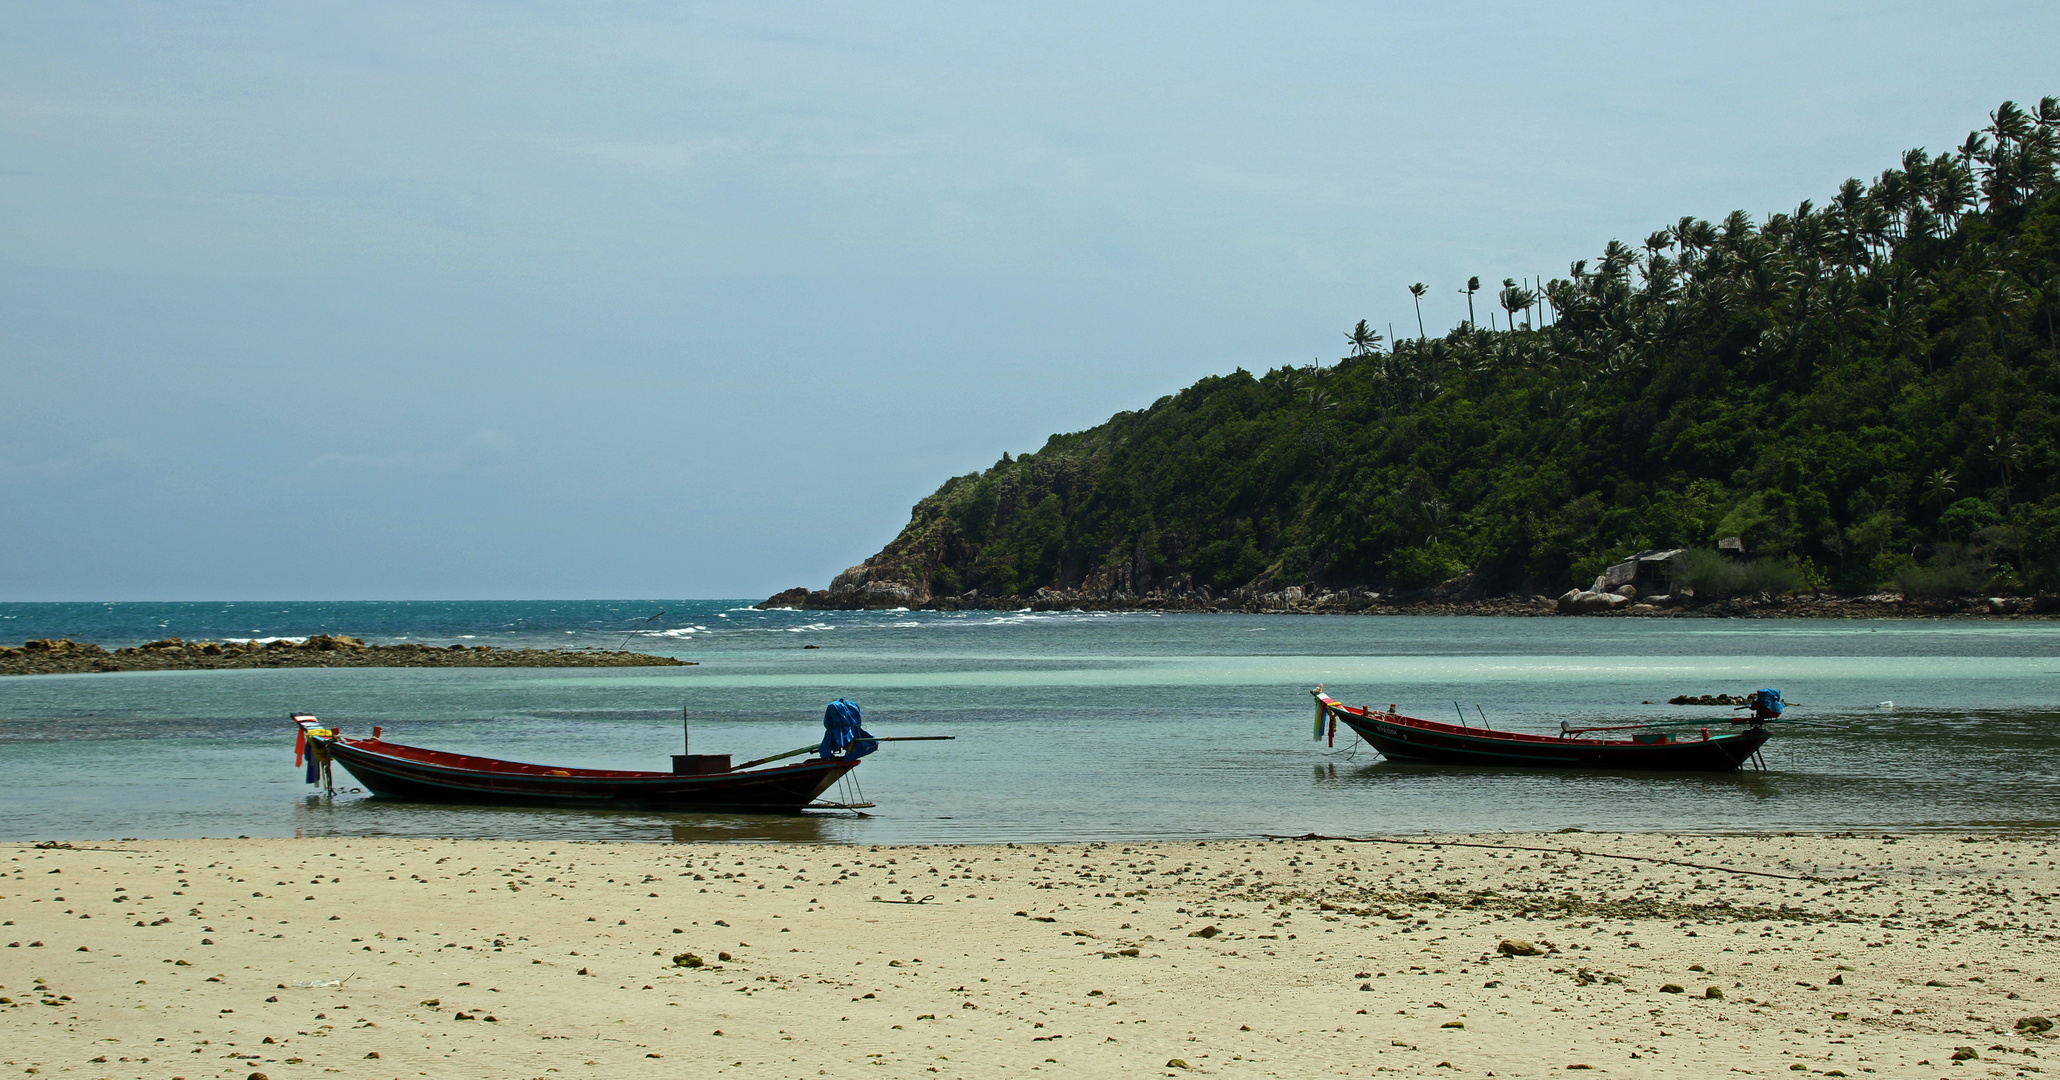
[883,98,2060,599]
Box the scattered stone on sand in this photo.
[6,832,2055,1077]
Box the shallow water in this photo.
[1,601,2056,843]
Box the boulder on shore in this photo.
[1557,589,1630,614]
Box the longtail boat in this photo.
[292,699,948,813]
[1310,689,1778,771]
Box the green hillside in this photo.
[827,98,2060,605]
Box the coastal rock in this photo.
[766,564,936,611]
[21,638,106,655]
[756,587,811,610]
[1557,590,1629,614]
[758,574,2059,621]
[1,637,692,677]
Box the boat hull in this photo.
[319,737,859,812]
[1323,698,1769,771]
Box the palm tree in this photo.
[1460,277,1480,328]
[1990,436,2023,522]
[1642,231,1673,274]
[1881,268,1930,385]
[1599,240,1636,280]
[1345,320,1383,357]
[1982,270,2029,363]
[1929,156,1976,225]
[1408,283,1428,339]
[1419,498,1449,545]
[1926,468,1958,540]
[1498,278,1535,331]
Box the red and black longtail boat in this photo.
[1310,688,1781,771]
[293,700,948,813]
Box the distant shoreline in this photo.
[0,634,693,676]
[758,586,2055,620]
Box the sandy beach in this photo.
[4,832,2055,1079]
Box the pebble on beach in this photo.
[2,833,2054,1077]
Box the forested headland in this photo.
[772,98,2060,614]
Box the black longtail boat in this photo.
[293,700,948,812]
[1310,688,1779,771]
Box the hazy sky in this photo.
[4,2,2055,601]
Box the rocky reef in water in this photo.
[0,635,694,676]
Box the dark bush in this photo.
[1671,549,1803,599]
[1894,543,1989,600]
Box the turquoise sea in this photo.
[0,600,2056,844]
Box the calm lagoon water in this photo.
[1,600,2056,844]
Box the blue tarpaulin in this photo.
[1751,688,1785,717]
[820,699,878,759]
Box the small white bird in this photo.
[1879,701,1893,708]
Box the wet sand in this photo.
[4,832,2055,1078]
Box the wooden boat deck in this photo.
[349,738,679,778]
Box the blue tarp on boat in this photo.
[820,699,878,759]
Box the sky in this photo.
[3,1,2056,601]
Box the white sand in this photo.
[4,832,2056,1078]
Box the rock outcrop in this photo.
[757,575,1511,614]
[0,637,693,677]
[757,582,2060,619]
[1556,589,1630,614]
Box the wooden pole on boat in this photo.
[733,736,957,772]
[682,705,690,755]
